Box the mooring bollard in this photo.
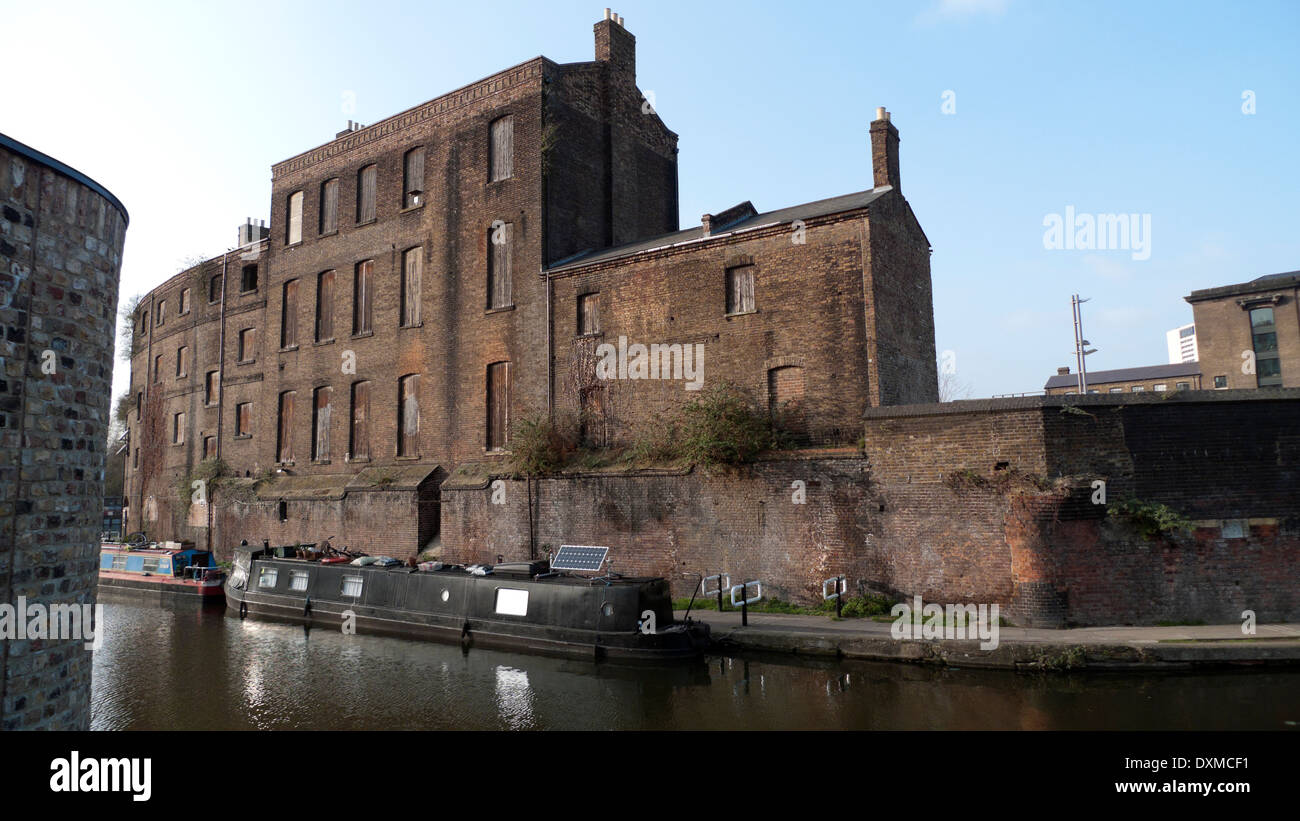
[822,575,846,618]
[731,581,762,626]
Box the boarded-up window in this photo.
[316,270,335,341]
[203,436,216,459]
[319,178,338,234]
[489,116,514,182]
[238,328,256,361]
[578,293,600,335]
[357,165,377,223]
[176,346,188,377]
[209,274,222,303]
[277,391,295,463]
[579,386,608,447]
[313,386,331,461]
[487,361,510,451]
[354,260,373,334]
[281,279,299,348]
[768,366,806,440]
[398,374,419,457]
[205,370,219,405]
[153,354,162,382]
[403,148,425,207]
[235,402,251,436]
[350,381,370,460]
[488,222,512,309]
[179,287,191,315]
[726,265,755,314]
[402,247,422,326]
[173,412,185,445]
[287,190,303,244]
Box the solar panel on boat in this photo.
[551,545,609,572]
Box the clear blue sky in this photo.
[4,0,1297,401]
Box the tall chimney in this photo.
[869,107,901,191]
[594,10,636,80]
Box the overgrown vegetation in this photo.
[117,293,143,362]
[1107,497,1193,540]
[177,458,230,511]
[944,467,1056,493]
[672,592,898,620]
[508,412,582,476]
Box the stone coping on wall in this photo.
[230,464,440,501]
[862,388,1300,420]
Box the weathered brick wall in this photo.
[443,392,1298,627]
[1,136,127,729]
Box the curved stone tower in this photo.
[0,133,128,730]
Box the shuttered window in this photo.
[316,270,335,341]
[726,264,756,314]
[488,222,512,309]
[277,391,296,463]
[205,371,219,405]
[176,346,189,378]
[398,374,419,457]
[287,191,303,244]
[353,260,373,334]
[350,381,370,460]
[236,402,251,436]
[487,362,510,451]
[319,178,338,234]
[173,412,185,445]
[203,436,216,459]
[281,279,299,348]
[154,354,162,382]
[209,274,222,303]
[578,293,600,335]
[357,165,377,223]
[179,287,191,315]
[489,116,513,182]
[238,328,256,362]
[313,386,331,461]
[403,148,424,207]
[401,247,422,326]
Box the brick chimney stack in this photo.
[595,9,636,81]
[870,107,901,192]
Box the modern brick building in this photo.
[123,14,937,557]
[1044,362,1202,395]
[1186,270,1299,390]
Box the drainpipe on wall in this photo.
[209,250,230,552]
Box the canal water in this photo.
[91,597,1299,731]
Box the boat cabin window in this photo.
[258,568,279,588]
[141,557,160,573]
[341,575,363,597]
[111,554,127,570]
[289,570,309,592]
[494,588,529,616]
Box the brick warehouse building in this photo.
[122,14,937,555]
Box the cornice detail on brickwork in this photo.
[272,60,546,180]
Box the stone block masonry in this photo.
[442,391,1299,628]
[0,133,128,730]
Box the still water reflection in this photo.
[91,597,1299,730]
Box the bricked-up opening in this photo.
[316,270,335,341]
[205,371,219,406]
[402,247,422,326]
[768,366,806,440]
[319,178,339,235]
[235,402,251,436]
[238,327,256,362]
[350,380,370,460]
[277,391,296,463]
[403,148,425,208]
[489,116,513,182]
[398,374,419,457]
[208,273,221,303]
[488,222,513,309]
[313,386,331,461]
[726,264,756,315]
[487,361,510,451]
[354,260,374,334]
[357,164,377,223]
[578,293,600,335]
[287,190,303,245]
[241,264,258,293]
[281,279,299,348]
[580,385,609,447]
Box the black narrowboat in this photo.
[224,544,709,661]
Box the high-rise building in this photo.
[1166,323,1198,363]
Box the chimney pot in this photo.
[1057,366,1071,375]
[875,106,886,120]
[701,214,714,236]
[605,7,611,20]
